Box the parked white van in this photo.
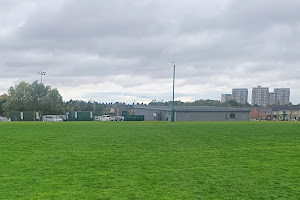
[43,115,63,122]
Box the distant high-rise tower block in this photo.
[269,92,275,105]
[221,94,232,103]
[274,88,290,105]
[232,88,248,104]
[252,85,269,107]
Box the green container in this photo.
[67,111,94,121]
[123,115,144,121]
[10,111,43,121]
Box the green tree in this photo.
[0,94,8,116]
[64,100,108,116]
[3,81,64,115]
[2,81,32,112]
[28,81,51,111]
[39,89,64,115]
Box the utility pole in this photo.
[37,71,46,84]
[171,61,175,122]
[94,100,96,120]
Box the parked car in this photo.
[0,117,9,122]
[43,115,63,122]
[101,115,113,121]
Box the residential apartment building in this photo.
[222,86,291,107]
[269,92,275,105]
[232,88,248,104]
[252,86,269,107]
[274,88,290,105]
[221,94,232,103]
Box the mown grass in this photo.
[0,121,300,199]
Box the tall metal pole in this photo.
[171,61,175,122]
[94,100,96,121]
[37,71,46,84]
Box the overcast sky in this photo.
[1,0,300,104]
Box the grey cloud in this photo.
[1,0,300,103]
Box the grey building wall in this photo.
[134,108,171,121]
[134,107,250,122]
[176,111,250,121]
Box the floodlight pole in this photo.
[171,61,175,122]
[37,71,46,84]
[94,100,96,121]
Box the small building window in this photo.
[229,113,235,118]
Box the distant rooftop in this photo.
[134,106,252,112]
[272,105,300,111]
[256,107,272,112]
[253,85,269,89]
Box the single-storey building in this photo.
[134,106,251,121]
[271,105,300,121]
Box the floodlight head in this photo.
[38,71,46,75]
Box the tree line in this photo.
[1,81,277,118]
[0,81,108,117]
[148,99,253,108]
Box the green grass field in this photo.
[0,121,300,199]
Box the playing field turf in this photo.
[0,121,299,199]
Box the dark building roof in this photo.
[257,107,272,112]
[272,105,300,111]
[134,106,252,112]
